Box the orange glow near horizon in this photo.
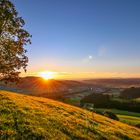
[39,71,57,80]
[21,70,140,80]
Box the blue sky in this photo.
[12,0,140,78]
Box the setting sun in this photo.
[39,71,56,80]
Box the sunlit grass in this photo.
[0,90,140,140]
[118,115,140,125]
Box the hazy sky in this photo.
[12,0,140,79]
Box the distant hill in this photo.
[0,77,89,98]
[0,90,140,140]
[1,77,140,99]
[84,78,140,88]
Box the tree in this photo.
[0,0,31,82]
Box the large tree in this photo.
[0,0,31,82]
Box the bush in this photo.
[103,111,119,121]
[94,110,104,115]
[135,124,140,128]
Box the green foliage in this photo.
[96,108,140,117]
[103,111,119,121]
[120,87,140,99]
[0,0,31,82]
[95,108,140,126]
[133,98,140,102]
[81,93,110,107]
[81,93,140,113]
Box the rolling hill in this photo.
[0,77,90,98]
[0,90,140,140]
[84,78,140,88]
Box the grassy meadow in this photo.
[0,90,140,140]
[95,108,140,126]
[118,115,140,125]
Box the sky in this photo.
[12,0,140,79]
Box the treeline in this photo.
[80,93,140,113]
[120,87,140,99]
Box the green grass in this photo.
[95,108,140,126]
[133,98,140,103]
[0,90,140,140]
[111,97,140,104]
[63,97,81,106]
[96,108,140,117]
[118,115,140,125]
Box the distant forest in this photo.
[81,87,140,113]
[120,87,140,99]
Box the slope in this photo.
[0,77,89,98]
[0,90,140,140]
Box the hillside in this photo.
[0,77,89,98]
[84,78,140,88]
[0,90,140,140]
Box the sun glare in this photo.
[39,71,55,80]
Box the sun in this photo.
[39,71,55,80]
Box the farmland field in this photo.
[95,108,140,125]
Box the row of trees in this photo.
[120,87,140,99]
[80,93,140,113]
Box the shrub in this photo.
[103,111,119,121]
[135,124,140,128]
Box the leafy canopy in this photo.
[0,0,31,82]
